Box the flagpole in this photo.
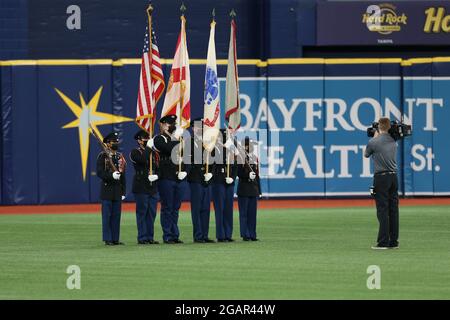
[147,4,154,177]
[226,129,230,178]
[226,9,236,179]
[178,3,187,174]
[206,150,209,175]
[205,9,216,177]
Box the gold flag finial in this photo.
[147,3,153,15]
[180,2,186,16]
[230,9,236,18]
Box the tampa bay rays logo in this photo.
[204,67,219,105]
[55,86,133,181]
[204,67,220,127]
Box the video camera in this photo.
[367,120,412,141]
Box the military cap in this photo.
[159,114,177,124]
[103,132,119,143]
[134,129,149,140]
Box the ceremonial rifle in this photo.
[89,126,121,173]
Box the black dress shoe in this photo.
[217,239,227,242]
[242,237,251,241]
[147,240,160,244]
[137,241,147,245]
[388,242,399,249]
[113,241,125,245]
[226,238,235,242]
[194,239,206,243]
[204,238,215,243]
[164,240,175,244]
[104,241,114,246]
[250,238,259,241]
[173,239,184,244]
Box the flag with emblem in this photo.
[225,15,240,132]
[136,5,165,134]
[161,15,191,128]
[202,19,220,152]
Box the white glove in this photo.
[249,172,256,180]
[121,195,126,201]
[112,171,121,180]
[146,138,154,149]
[177,171,187,180]
[225,177,234,184]
[148,174,159,182]
[173,126,184,140]
[204,172,213,182]
[224,138,233,149]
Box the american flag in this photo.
[136,18,165,133]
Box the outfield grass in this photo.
[0,206,449,299]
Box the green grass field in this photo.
[0,205,449,299]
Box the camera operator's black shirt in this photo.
[364,133,397,174]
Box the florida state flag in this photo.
[161,15,191,128]
[202,19,220,152]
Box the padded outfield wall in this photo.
[1,58,449,204]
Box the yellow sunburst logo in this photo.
[55,86,134,181]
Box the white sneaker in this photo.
[371,245,389,250]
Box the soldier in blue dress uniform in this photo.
[187,118,215,243]
[212,129,238,242]
[130,129,160,245]
[147,115,186,244]
[96,132,127,246]
[237,137,261,241]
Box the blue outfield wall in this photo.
[1,58,449,204]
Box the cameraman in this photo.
[364,118,399,250]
